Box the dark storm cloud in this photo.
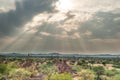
[79,10,120,39]
[0,0,56,37]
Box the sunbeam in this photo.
[0,0,120,53]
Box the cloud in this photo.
[0,0,56,37]
[0,0,16,13]
[71,0,120,12]
[0,0,120,53]
[79,11,120,39]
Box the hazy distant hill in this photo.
[0,53,27,57]
[0,53,120,58]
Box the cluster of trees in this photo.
[0,57,120,80]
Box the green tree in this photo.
[93,66,105,80]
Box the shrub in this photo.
[107,74,120,80]
[0,64,7,74]
[77,70,95,80]
[105,70,120,77]
[46,73,73,80]
[9,68,31,80]
[113,64,120,68]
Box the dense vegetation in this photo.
[0,56,120,80]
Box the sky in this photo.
[0,0,120,53]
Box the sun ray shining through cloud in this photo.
[0,0,120,53]
[1,31,27,52]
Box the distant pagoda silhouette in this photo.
[22,53,31,67]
